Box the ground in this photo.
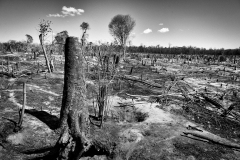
[0,52,240,160]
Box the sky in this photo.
[0,0,239,49]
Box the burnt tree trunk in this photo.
[39,34,52,73]
[54,37,91,160]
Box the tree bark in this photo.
[123,44,126,60]
[42,44,52,73]
[18,82,26,128]
[54,37,91,160]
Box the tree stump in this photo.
[53,37,91,160]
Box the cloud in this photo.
[47,14,66,18]
[47,6,84,18]
[143,28,152,34]
[159,23,163,25]
[158,28,169,33]
[179,29,183,32]
[62,6,84,16]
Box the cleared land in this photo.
[0,52,240,160]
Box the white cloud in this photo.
[159,23,163,25]
[158,28,169,33]
[47,6,84,18]
[62,6,84,16]
[143,28,152,34]
[179,29,183,32]
[47,14,66,18]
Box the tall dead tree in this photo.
[80,22,90,46]
[38,19,52,73]
[54,37,91,160]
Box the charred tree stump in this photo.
[33,52,37,60]
[7,57,10,72]
[129,66,134,75]
[37,62,40,74]
[17,82,26,130]
[98,85,107,128]
[1,60,3,72]
[51,37,91,160]
[50,59,55,72]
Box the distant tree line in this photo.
[127,45,240,56]
[1,40,239,57]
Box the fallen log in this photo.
[201,94,224,110]
[221,102,240,117]
[0,71,16,78]
[119,75,163,89]
[183,130,240,149]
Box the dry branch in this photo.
[119,75,163,89]
[0,71,16,78]
[201,94,224,110]
[221,102,240,117]
[183,130,240,149]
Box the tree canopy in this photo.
[25,34,33,44]
[80,22,90,45]
[55,30,69,44]
[80,22,90,32]
[108,14,136,55]
[38,19,52,44]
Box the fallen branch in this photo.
[2,117,17,126]
[119,75,163,89]
[221,102,240,117]
[201,94,224,110]
[183,130,240,149]
[0,71,16,78]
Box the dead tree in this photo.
[54,37,91,160]
[39,33,52,73]
[17,82,26,130]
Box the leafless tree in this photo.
[38,19,52,73]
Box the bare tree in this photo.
[80,22,90,72]
[109,14,136,59]
[38,19,52,73]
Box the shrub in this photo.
[218,55,226,62]
[134,110,149,122]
